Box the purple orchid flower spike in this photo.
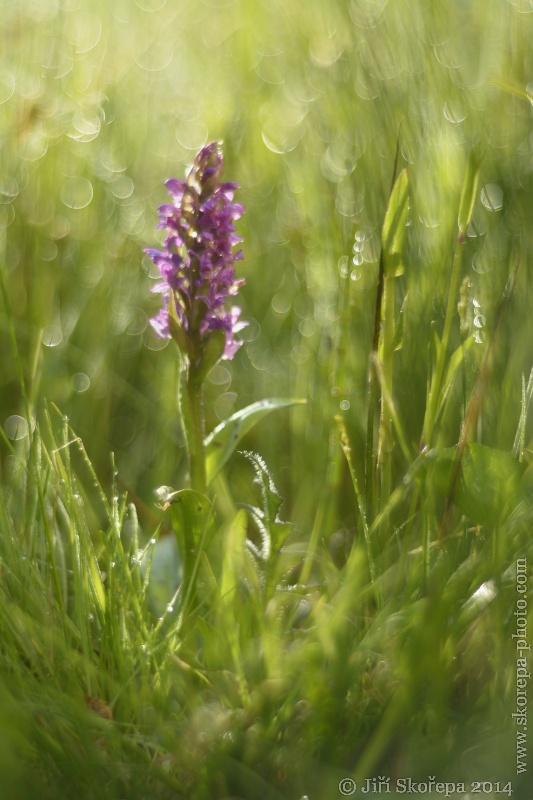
[146,142,246,364]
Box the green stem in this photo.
[365,251,385,524]
[422,234,465,448]
[180,362,207,494]
[187,369,207,494]
[379,273,395,512]
[337,416,375,583]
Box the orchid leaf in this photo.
[204,398,306,486]
[167,489,213,575]
[143,534,182,619]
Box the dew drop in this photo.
[480,184,503,212]
[42,325,63,347]
[338,256,349,276]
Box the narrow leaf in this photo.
[458,148,481,237]
[392,292,409,352]
[436,335,475,418]
[167,292,189,355]
[197,329,226,383]
[382,168,409,277]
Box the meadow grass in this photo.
[1,0,533,797]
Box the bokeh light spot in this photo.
[61,177,93,210]
[209,365,232,389]
[272,291,292,315]
[5,415,31,440]
[70,12,102,54]
[134,0,168,10]
[0,71,15,104]
[214,392,237,420]
[72,373,91,393]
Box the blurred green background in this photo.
[1,0,532,530]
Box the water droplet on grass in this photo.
[338,255,349,276]
[42,325,63,347]
[480,184,503,212]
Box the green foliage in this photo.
[425,443,526,527]
[205,398,305,486]
[381,168,409,278]
[240,451,293,597]
[458,147,482,238]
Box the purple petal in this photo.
[150,308,170,338]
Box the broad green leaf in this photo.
[204,398,306,486]
[220,509,248,604]
[143,534,182,618]
[458,148,481,236]
[382,168,409,277]
[425,444,525,526]
[167,489,213,574]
